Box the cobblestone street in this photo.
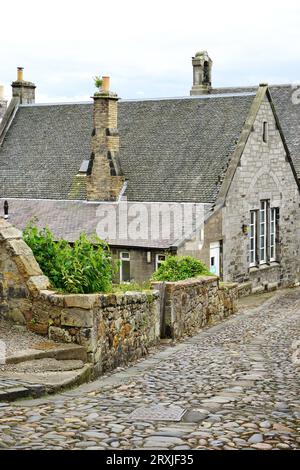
[0,288,299,450]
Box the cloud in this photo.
[1,0,300,102]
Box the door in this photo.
[120,251,130,282]
[210,241,220,276]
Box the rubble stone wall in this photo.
[0,219,160,374]
[152,277,238,340]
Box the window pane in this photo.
[121,260,130,282]
[259,201,267,263]
[249,210,256,266]
[270,207,277,261]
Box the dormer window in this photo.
[263,121,268,143]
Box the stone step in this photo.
[0,364,92,402]
[4,358,85,373]
[6,342,87,364]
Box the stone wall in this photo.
[177,208,222,275]
[222,95,300,288]
[0,219,160,375]
[0,219,239,371]
[111,247,170,284]
[152,277,238,340]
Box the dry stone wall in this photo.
[0,219,238,373]
[152,277,238,340]
[0,219,160,375]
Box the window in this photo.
[259,201,267,264]
[263,121,268,143]
[156,254,166,270]
[249,211,257,267]
[249,202,279,267]
[120,252,130,282]
[270,207,277,261]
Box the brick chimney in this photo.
[190,51,212,95]
[0,86,7,121]
[87,76,125,201]
[11,67,36,104]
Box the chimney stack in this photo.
[87,76,125,201]
[190,51,212,95]
[12,67,36,104]
[0,85,7,122]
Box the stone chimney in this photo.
[11,67,36,104]
[87,76,125,201]
[190,51,212,95]
[0,86,7,121]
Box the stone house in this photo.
[0,54,299,289]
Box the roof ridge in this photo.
[19,92,256,107]
[20,101,92,107]
[213,83,293,91]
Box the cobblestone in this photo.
[0,288,299,450]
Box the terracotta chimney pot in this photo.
[102,76,110,92]
[17,67,24,82]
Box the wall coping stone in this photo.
[219,282,239,290]
[152,275,219,290]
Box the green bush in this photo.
[112,281,151,294]
[151,255,211,282]
[23,224,115,294]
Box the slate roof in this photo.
[0,198,210,247]
[1,85,299,205]
[0,104,92,200]
[0,93,256,204]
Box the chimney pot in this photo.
[17,67,24,82]
[102,76,110,92]
[0,85,4,99]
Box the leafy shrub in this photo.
[112,281,151,294]
[94,76,103,89]
[23,224,115,294]
[151,255,211,282]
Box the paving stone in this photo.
[251,443,273,450]
[0,288,299,450]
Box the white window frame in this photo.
[270,207,276,262]
[155,254,166,270]
[249,211,257,267]
[120,251,130,283]
[259,201,267,264]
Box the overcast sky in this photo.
[1,0,300,102]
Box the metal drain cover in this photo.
[128,404,186,422]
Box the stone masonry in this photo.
[11,67,35,105]
[223,95,300,288]
[0,99,7,122]
[0,219,160,376]
[0,219,238,375]
[87,90,125,201]
[152,277,238,340]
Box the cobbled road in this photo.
[0,288,299,450]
